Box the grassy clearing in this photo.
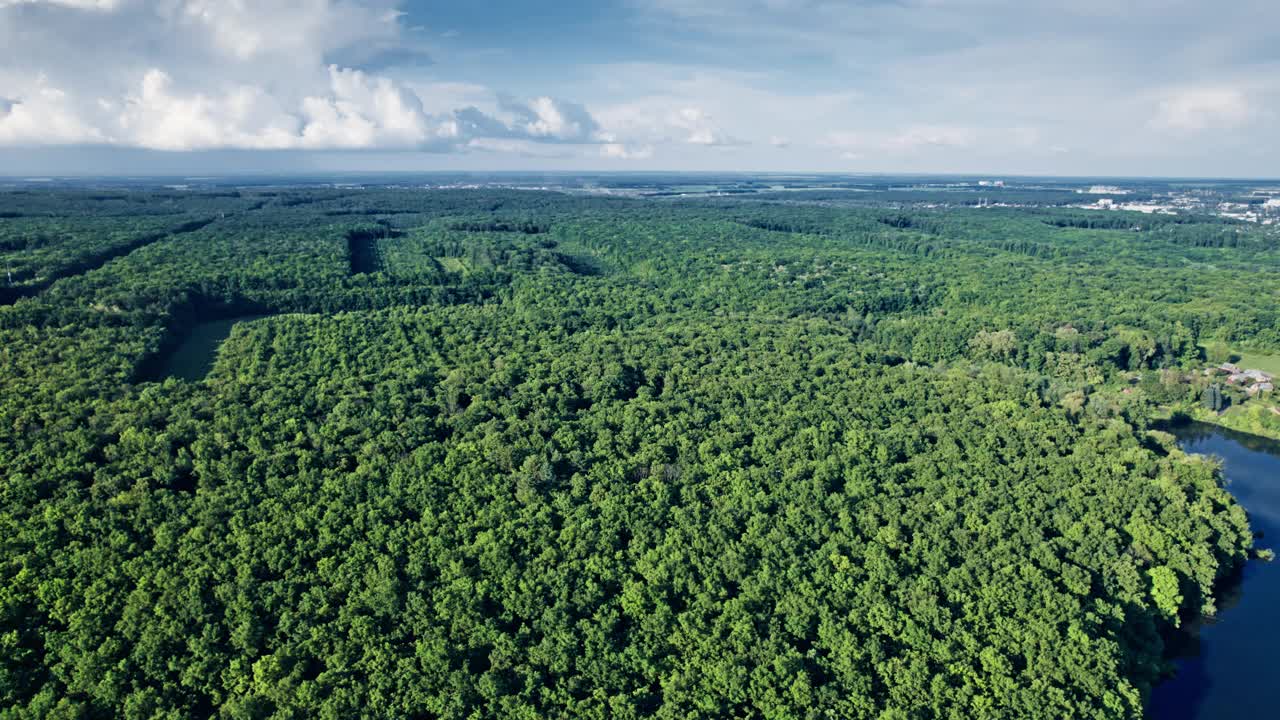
[1201,342,1280,375]
[371,226,473,278]
[1233,350,1280,376]
[437,257,467,273]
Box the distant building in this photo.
[1223,364,1274,390]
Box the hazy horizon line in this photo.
[2,170,1278,183]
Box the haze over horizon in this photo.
[1,1,1277,177]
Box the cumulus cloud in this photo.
[1149,86,1255,132]
[669,107,744,146]
[116,70,298,151]
[0,79,106,145]
[301,66,453,150]
[0,0,606,154]
[496,96,601,143]
[0,63,586,152]
[451,95,607,147]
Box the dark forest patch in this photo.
[135,303,275,383]
[878,214,945,233]
[555,252,605,276]
[450,221,550,234]
[346,224,403,275]
[324,209,422,217]
[736,219,830,235]
[1044,217,1144,230]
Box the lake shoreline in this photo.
[1146,421,1280,719]
[1152,404,1280,444]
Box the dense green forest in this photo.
[1,187,1276,718]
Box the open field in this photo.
[1202,341,1280,375]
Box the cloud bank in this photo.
[0,0,621,153]
[3,0,1279,173]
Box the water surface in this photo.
[1148,422,1280,719]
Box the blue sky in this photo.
[1,0,1278,176]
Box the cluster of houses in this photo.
[1212,363,1276,396]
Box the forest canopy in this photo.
[0,187,1272,718]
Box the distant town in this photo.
[1074,184,1280,224]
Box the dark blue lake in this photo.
[1148,422,1280,719]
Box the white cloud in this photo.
[669,107,744,146]
[301,66,442,149]
[117,69,296,151]
[6,0,1280,173]
[167,0,403,64]
[0,0,605,154]
[1149,86,1254,132]
[406,82,493,115]
[497,96,600,143]
[0,64,533,152]
[0,77,105,145]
